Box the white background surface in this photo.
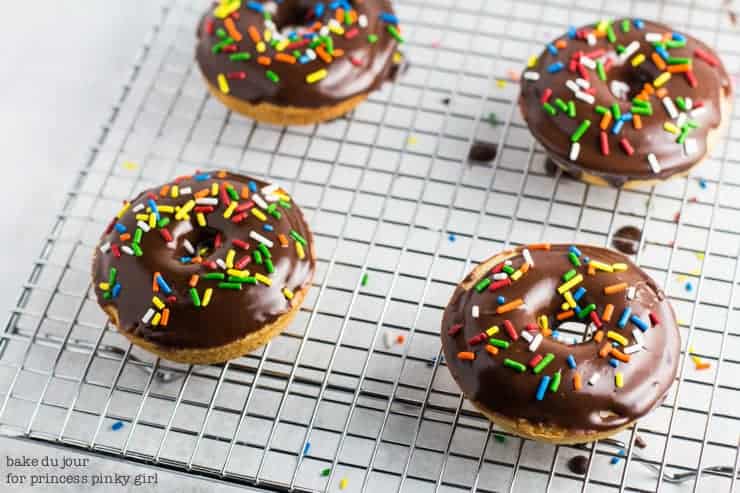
[0,2,245,491]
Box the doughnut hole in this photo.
[272,0,357,31]
[606,58,662,101]
[169,220,222,260]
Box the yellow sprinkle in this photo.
[612,263,628,272]
[196,212,207,227]
[227,269,249,277]
[296,242,305,260]
[122,161,139,170]
[255,273,272,286]
[306,68,328,84]
[224,201,238,219]
[339,478,348,490]
[158,205,174,214]
[496,79,506,88]
[213,0,240,18]
[664,122,680,134]
[564,291,576,308]
[175,200,195,220]
[211,183,219,196]
[527,55,538,68]
[226,249,236,268]
[152,296,165,310]
[596,19,609,33]
[607,331,628,346]
[589,260,613,272]
[283,288,294,300]
[171,185,179,198]
[695,252,705,260]
[631,53,645,66]
[217,73,230,94]
[256,41,266,53]
[561,302,570,311]
[149,213,156,229]
[615,372,624,388]
[690,269,701,276]
[653,72,671,88]
[329,23,344,35]
[677,274,688,283]
[151,312,162,326]
[276,39,289,52]
[98,282,110,291]
[486,326,499,336]
[407,136,417,145]
[393,51,403,64]
[116,202,131,219]
[264,28,272,42]
[557,274,583,294]
[510,269,523,281]
[135,214,149,221]
[251,208,267,221]
[538,314,549,331]
[202,288,213,307]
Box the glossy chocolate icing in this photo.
[195,0,401,108]
[441,244,680,433]
[93,172,315,349]
[519,19,731,186]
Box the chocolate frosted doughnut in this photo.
[441,244,679,444]
[520,19,732,188]
[196,0,404,126]
[93,171,315,364]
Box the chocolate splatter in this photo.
[442,97,451,105]
[634,435,647,449]
[468,141,498,163]
[612,225,642,255]
[567,455,589,475]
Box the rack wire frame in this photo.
[1,0,739,492]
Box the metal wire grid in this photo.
[1,0,739,492]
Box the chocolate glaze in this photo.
[93,172,315,349]
[519,19,731,186]
[195,0,401,108]
[440,244,680,433]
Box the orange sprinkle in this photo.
[396,334,405,343]
[333,48,345,57]
[643,83,655,95]
[316,45,333,63]
[600,111,612,130]
[248,25,260,43]
[588,265,596,276]
[633,114,642,129]
[528,243,551,250]
[556,310,574,321]
[189,274,200,288]
[611,348,631,363]
[194,188,210,198]
[604,282,628,295]
[599,343,612,358]
[216,170,227,178]
[652,52,667,70]
[602,304,614,322]
[497,298,524,314]
[458,351,475,361]
[695,361,711,370]
[348,10,357,24]
[275,53,297,64]
[668,64,690,73]
[485,345,499,356]
[520,262,530,274]
[152,272,160,292]
[593,330,604,343]
[161,308,170,327]
[160,185,170,197]
[555,39,567,49]
[278,233,289,247]
[541,327,552,337]
[309,21,322,32]
[656,88,668,98]
[224,17,243,42]
[241,186,249,199]
[257,56,272,66]
[335,7,344,22]
[119,233,131,242]
[573,372,582,391]
[191,256,203,264]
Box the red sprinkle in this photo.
[227,71,247,80]
[577,63,589,80]
[232,239,250,250]
[491,262,505,274]
[159,229,173,242]
[529,354,543,368]
[503,320,518,341]
[685,70,698,88]
[205,18,214,35]
[468,333,486,345]
[350,56,364,67]
[620,138,635,156]
[111,244,121,258]
[104,217,116,235]
[166,295,177,303]
[448,323,463,336]
[540,88,553,104]
[222,44,238,53]
[590,310,603,329]
[694,48,719,67]
[214,233,222,248]
[231,212,247,223]
[649,312,660,326]
[235,256,251,270]
[600,131,610,156]
[345,27,359,39]
[236,201,255,212]
[526,323,538,332]
[194,206,215,213]
[489,278,512,291]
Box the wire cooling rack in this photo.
[1,0,739,492]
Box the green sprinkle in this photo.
[290,230,307,245]
[320,468,331,477]
[577,303,596,319]
[687,120,699,129]
[387,25,404,43]
[570,120,591,142]
[616,44,625,55]
[486,112,498,126]
[368,34,378,43]
[190,287,201,307]
[266,70,280,83]
[665,40,686,49]
[323,35,334,54]
[108,267,117,286]
[595,105,609,115]
[563,269,577,282]
[475,278,492,293]
[227,185,239,201]
[606,23,616,43]
[677,128,689,144]
[134,228,143,244]
[631,105,652,116]
[596,60,607,81]
[103,291,112,300]
[361,273,369,286]
[555,98,568,112]
[621,19,630,33]
[504,359,526,373]
[253,250,263,264]
[489,338,510,349]
[230,52,252,62]
[533,353,555,374]
[567,100,576,118]
[668,56,691,65]
[157,217,170,228]
[543,102,557,116]
[494,434,506,443]
[203,272,225,280]
[218,282,243,290]
[216,28,227,39]
[228,275,251,283]
[675,97,687,111]
[131,243,143,257]
[549,371,562,392]
[212,37,235,54]
[611,103,621,120]
[263,10,271,21]
[265,258,275,274]
[258,243,272,259]
[568,252,581,267]
[279,199,292,209]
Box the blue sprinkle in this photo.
[299,55,311,64]
[611,119,625,135]
[112,283,121,298]
[573,287,586,301]
[552,330,560,340]
[497,296,505,305]
[379,12,398,24]
[618,307,632,329]
[634,19,645,29]
[630,314,649,332]
[263,224,274,232]
[611,449,626,465]
[180,256,192,263]
[247,0,264,12]
[547,61,564,73]
[147,198,160,221]
[546,43,558,56]
[313,3,324,17]
[448,233,456,242]
[536,375,551,401]
[573,304,581,313]
[609,358,619,368]
[583,256,590,264]
[111,421,124,431]
[569,245,582,257]
[699,179,707,189]
[612,341,620,347]
[656,46,670,60]
[568,26,577,39]
[620,113,633,121]
[566,354,577,369]
[672,32,686,42]
[248,181,258,192]
[194,173,211,182]
[303,442,311,455]
[114,223,127,233]
[685,281,693,292]
[427,356,437,367]
[156,274,173,295]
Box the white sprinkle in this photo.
[676,112,688,129]
[305,48,317,60]
[684,97,693,110]
[586,33,596,46]
[610,80,630,100]
[523,248,534,267]
[575,78,590,89]
[624,344,642,354]
[645,32,663,42]
[587,322,597,336]
[250,230,274,248]
[558,322,588,333]
[493,272,508,280]
[690,106,706,118]
[566,80,580,93]
[632,328,645,346]
[579,56,596,69]
[570,142,581,161]
[383,331,394,349]
[588,372,601,385]
[472,305,480,318]
[358,14,368,28]
[179,186,192,195]
[520,330,533,343]
[684,138,698,156]
[261,183,278,196]
[618,40,640,62]
[265,20,277,31]
[319,25,330,37]
[648,153,662,174]
[99,241,111,254]
[183,239,195,255]
[142,308,155,324]
[529,333,543,352]
[252,193,268,210]
[133,203,145,213]
[136,220,150,233]
[662,96,678,119]
[195,197,218,206]
[575,91,595,105]
[504,260,513,266]
[627,286,636,300]
[523,71,540,81]
[216,258,227,270]
[121,245,135,256]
